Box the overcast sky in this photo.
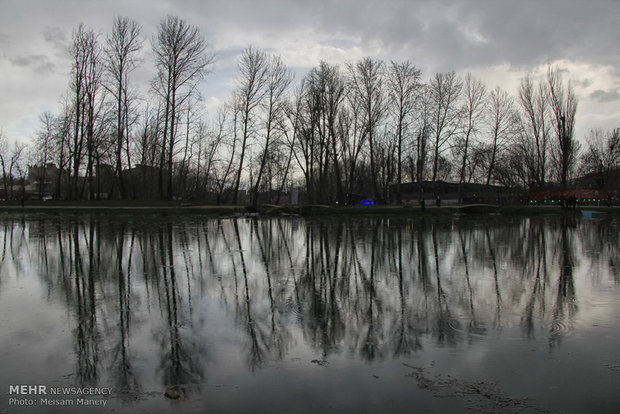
[1,0,619,148]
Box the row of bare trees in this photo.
[2,15,616,203]
[20,16,213,200]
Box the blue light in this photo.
[360,198,375,206]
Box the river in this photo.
[0,213,619,413]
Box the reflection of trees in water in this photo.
[109,224,141,401]
[458,227,486,340]
[578,218,620,283]
[5,213,618,381]
[485,228,502,329]
[72,219,100,386]
[358,222,384,361]
[549,217,578,349]
[432,222,460,346]
[295,221,346,360]
[252,219,292,361]
[389,228,423,357]
[520,219,549,340]
[215,218,295,371]
[234,218,267,371]
[155,224,204,396]
[0,219,14,287]
[0,217,28,281]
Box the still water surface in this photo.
[0,214,619,413]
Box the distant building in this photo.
[26,163,58,197]
[390,181,516,205]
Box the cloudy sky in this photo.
[1,0,619,147]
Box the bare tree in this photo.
[216,102,241,204]
[580,128,620,189]
[33,112,56,198]
[0,129,8,198]
[0,130,27,200]
[485,86,518,185]
[546,66,579,189]
[69,24,101,200]
[152,15,214,199]
[292,83,316,203]
[132,104,161,198]
[457,73,486,185]
[104,16,143,199]
[230,46,269,204]
[518,74,550,188]
[387,60,421,204]
[348,57,386,202]
[251,55,293,206]
[198,114,227,198]
[412,86,431,184]
[296,61,346,204]
[273,101,298,204]
[427,71,462,183]
[340,94,366,203]
[53,103,74,199]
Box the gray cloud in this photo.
[575,78,593,89]
[9,54,56,73]
[590,89,620,103]
[42,26,69,54]
[42,27,64,43]
[291,0,620,72]
[10,54,45,67]
[0,0,618,145]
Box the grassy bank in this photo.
[1,200,618,217]
[0,200,246,216]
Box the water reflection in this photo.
[0,214,618,407]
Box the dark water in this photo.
[0,213,619,413]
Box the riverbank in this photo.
[1,200,618,217]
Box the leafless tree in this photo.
[0,130,27,200]
[152,15,214,199]
[412,85,431,184]
[486,86,518,185]
[216,102,241,204]
[0,129,8,197]
[199,113,227,198]
[134,104,160,168]
[291,83,317,203]
[340,96,365,203]
[251,55,293,206]
[519,74,550,188]
[296,61,347,204]
[457,73,486,185]
[427,71,462,183]
[273,101,298,204]
[33,112,56,198]
[104,16,143,198]
[546,66,579,189]
[580,127,620,189]
[230,46,269,204]
[387,60,421,204]
[69,24,102,200]
[348,57,386,201]
[52,103,74,198]
[132,104,162,198]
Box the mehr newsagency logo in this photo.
[7,384,113,408]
